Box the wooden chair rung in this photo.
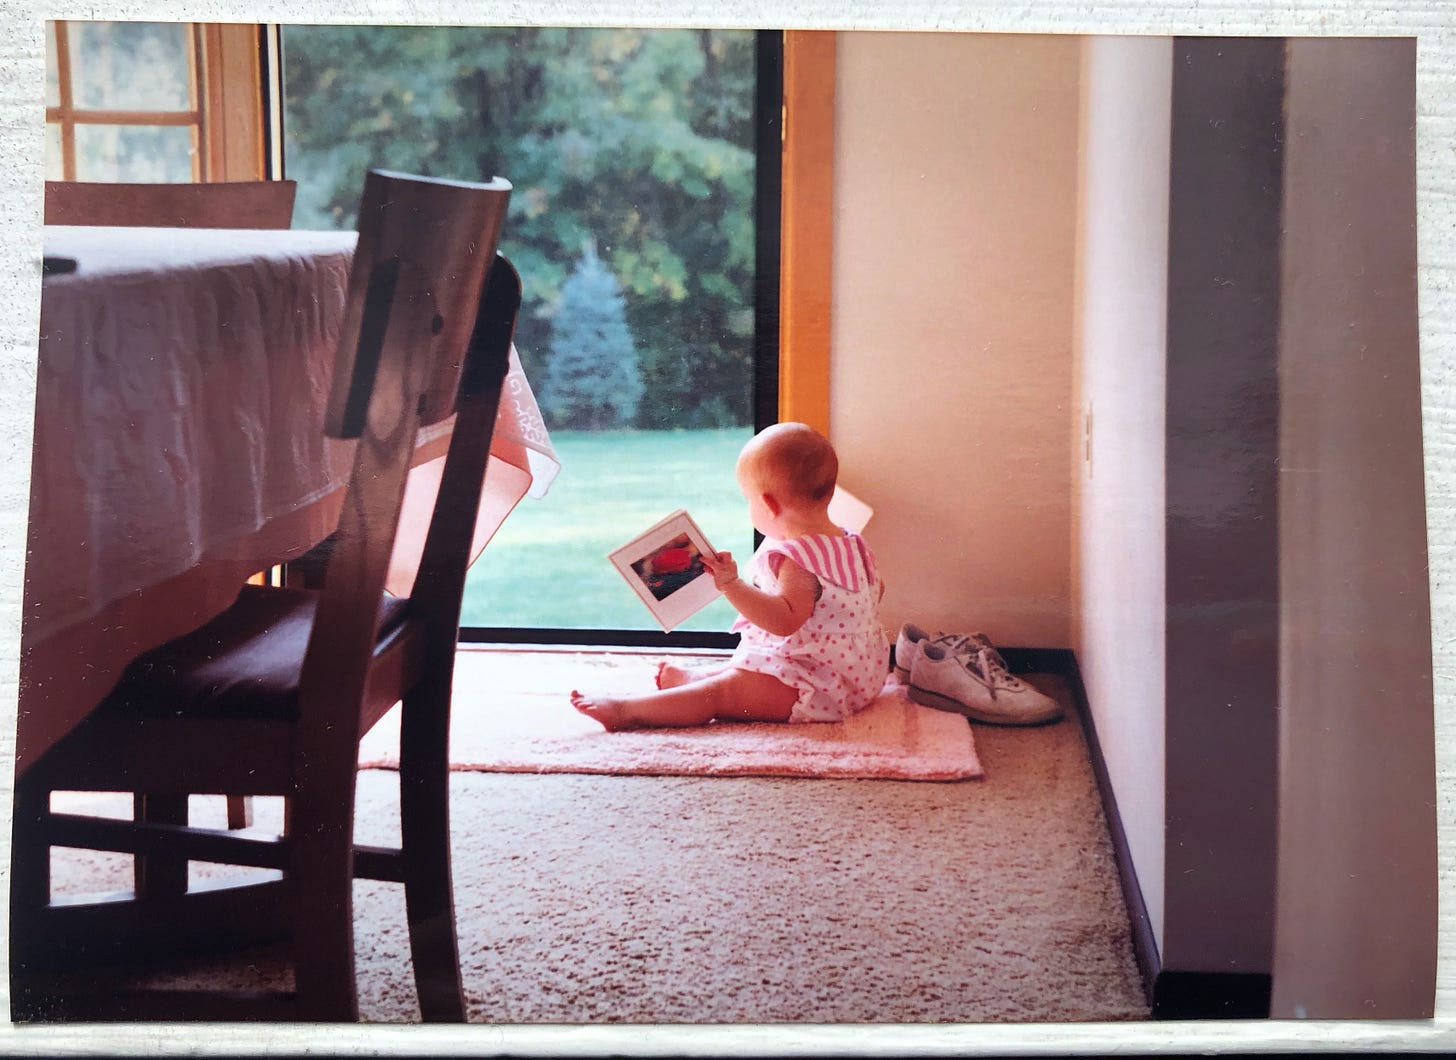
[47,812,289,871]
[14,984,300,1023]
[13,878,292,973]
[352,843,406,883]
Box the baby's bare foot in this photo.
[570,690,635,732]
[655,661,693,690]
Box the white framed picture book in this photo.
[609,487,873,631]
[608,509,722,631]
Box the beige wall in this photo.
[825,31,1435,1013]
[829,31,1080,648]
[1071,34,1171,956]
[1272,36,1436,1019]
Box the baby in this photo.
[571,422,887,730]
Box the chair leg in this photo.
[11,775,51,909]
[289,775,360,1021]
[398,683,465,1022]
[10,773,52,986]
[133,793,189,897]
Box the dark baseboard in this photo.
[1151,971,1272,1020]
[1007,648,1161,1010]
[1010,647,1271,1020]
[997,646,1075,677]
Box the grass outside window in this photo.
[462,428,753,632]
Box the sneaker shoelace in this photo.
[971,646,1027,699]
[918,630,1024,699]
[933,631,1009,673]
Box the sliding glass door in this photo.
[280,25,779,645]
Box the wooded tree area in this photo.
[281,26,760,428]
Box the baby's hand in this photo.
[701,550,739,590]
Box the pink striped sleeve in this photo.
[773,534,875,591]
[812,534,857,591]
[831,534,857,591]
[811,534,851,590]
[768,540,807,579]
[782,540,810,573]
[801,535,829,582]
[852,533,878,587]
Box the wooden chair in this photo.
[44,179,298,229]
[12,170,518,1022]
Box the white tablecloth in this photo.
[32,227,357,642]
[21,226,558,769]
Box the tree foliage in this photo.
[541,245,643,429]
[281,26,758,428]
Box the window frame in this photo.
[47,20,206,182]
[46,19,269,183]
[777,30,835,437]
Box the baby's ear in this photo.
[761,492,783,516]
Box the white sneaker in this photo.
[893,623,935,680]
[908,643,1064,726]
[970,645,1064,725]
[894,624,1005,680]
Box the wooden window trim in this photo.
[778,29,835,435]
[201,23,268,181]
[47,20,266,183]
[48,109,198,125]
[51,21,76,178]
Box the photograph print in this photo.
[12,13,1443,1037]
[630,533,709,603]
[609,509,722,631]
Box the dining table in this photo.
[19,225,558,773]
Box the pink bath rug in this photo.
[358,667,982,782]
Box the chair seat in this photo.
[99,586,411,721]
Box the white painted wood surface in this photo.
[1,0,1452,1053]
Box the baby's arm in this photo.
[703,551,819,638]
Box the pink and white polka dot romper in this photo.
[729,530,888,723]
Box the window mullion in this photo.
[188,22,204,179]
[53,20,76,180]
[65,109,199,125]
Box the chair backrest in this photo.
[298,170,513,745]
[43,180,298,229]
[410,254,522,616]
[326,171,511,434]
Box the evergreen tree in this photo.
[541,246,644,430]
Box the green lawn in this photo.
[460,427,754,632]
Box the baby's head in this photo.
[736,423,838,532]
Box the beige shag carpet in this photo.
[34,653,1148,1024]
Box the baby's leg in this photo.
[656,661,697,689]
[572,668,797,731]
[655,660,726,689]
